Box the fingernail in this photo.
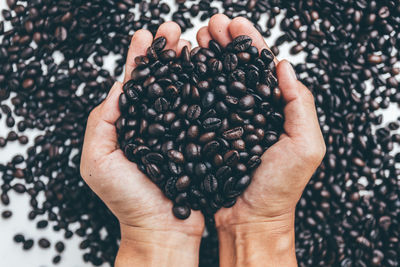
[285,60,297,81]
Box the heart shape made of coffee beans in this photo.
[116,35,284,220]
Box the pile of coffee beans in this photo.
[0,0,399,266]
[116,36,283,220]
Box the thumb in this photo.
[82,81,123,160]
[276,60,321,141]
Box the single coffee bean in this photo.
[187,104,202,121]
[202,140,221,157]
[195,163,208,178]
[247,155,261,170]
[216,166,232,181]
[14,234,25,243]
[222,127,244,140]
[223,53,238,72]
[148,123,165,137]
[203,174,218,194]
[23,239,34,250]
[146,164,162,182]
[172,204,191,220]
[185,143,200,160]
[260,48,274,64]
[151,36,167,52]
[55,241,65,253]
[239,94,255,110]
[1,210,12,218]
[168,150,185,164]
[223,150,240,166]
[131,66,151,81]
[230,81,247,95]
[202,117,222,131]
[232,35,252,52]
[235,175,251,190]
[38,238,51,248]
[176,175,191,191]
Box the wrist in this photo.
[217,212,297,267]
[116,223,202,267]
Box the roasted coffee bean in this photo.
[185,143,200,160]
[1,210,12,218]
[203,174,218,194]
[14,234,25,243]
[202,92,216,108]
[167,150,184,164]
[223,150,240,166]
[223,53,238,72]
[145,152,164,165]
[55,242,65,253]
[230,81,247,95]
[146,164,162,182]
[172,204,190,220]
[38,238,51,249]
[187,104,201,121]
[222,127,244,140]
[199,132,216,144]
[195,163,208,177]
[164,177,178,199]
[151,36,167,52]
[239,95,255,110]
[154,97,169,112]
[216,166,232,181]
[176,175,191,192]
[175,192,188,205]
[160,49,176,62]
[131,66,151,81]
[202,117,222,131]
[23,239,34,250]
[148,123,165,137]
[247,155,261,170]
[202,140,220,157]
[232,35,252,52]
[208,58,223,73]
[235,175,251,190]
[260,49,274,64]
[52,255,61,264]
[168,162,182,176]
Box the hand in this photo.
[80,22,204,267]
[197,14,326,267]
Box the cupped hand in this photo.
[80,22,204,266]
[198,14,326,233]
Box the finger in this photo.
[82,81,123,160]
[228,17,278,64]
[176,39,191,57]
[124,30,153,83]
[208,14,232,47]
[155,21,181,51]
[197,26,212,48]
[277,60,321,141]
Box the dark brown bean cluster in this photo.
[116,35,284,220]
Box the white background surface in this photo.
[0,0,399,266]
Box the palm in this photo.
[94,149,204,235]
[215,135,310,225]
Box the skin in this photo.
[80,14,325,267]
